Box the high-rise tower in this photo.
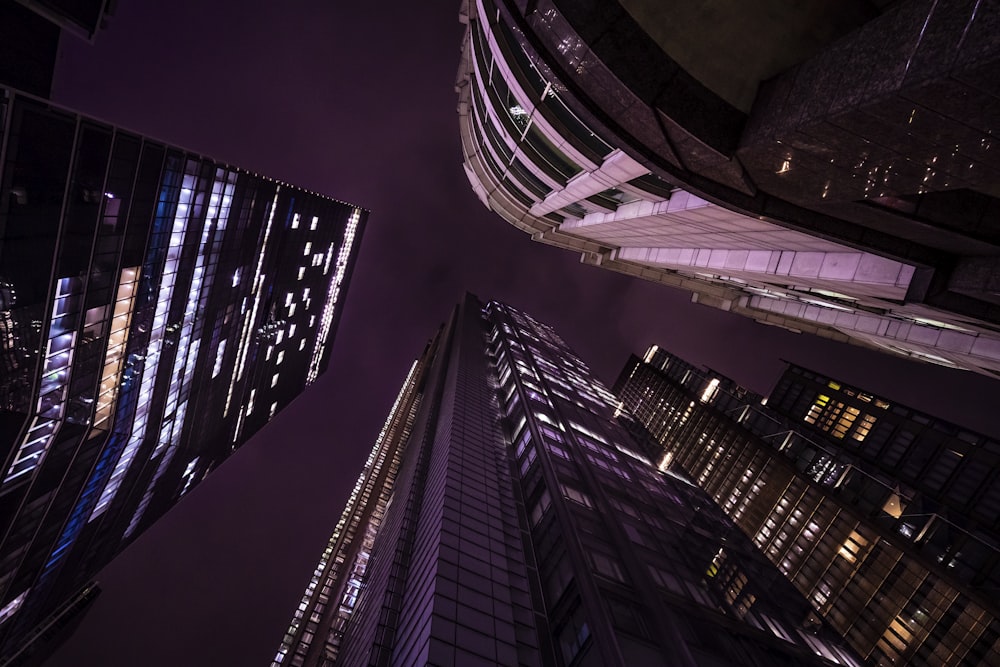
[456,0,1000,376]
[0,86,367,663]
[616,347,1000,665]
[272,296,862,666]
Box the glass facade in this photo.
[273,296,862,666]
[616,347,1000,665]
[456,0,1000,379]
[0,87,367,661]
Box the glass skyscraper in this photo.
[616,348,1000,665]
[0,86,367,663]
[272,295,862,666]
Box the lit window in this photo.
[310,216,319,230]
[299,338,306,351]
[700,378,721,403]
[804,395,829,424]
[291,213,301,229]
[288,303,296,316]
[297,267,305,281]
[289,324,297,337]
[838,531,869,563]
[882,489,905,518]
[304,242,312,255]
[277,351,285,365]
[853,413,877,441]
[269,402,278,419]
[271,373,279,388]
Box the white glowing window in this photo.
[309,315,316,327]
[292,213,301,229]
[0,590,29,625]
[232,269,241,287]
[212,339,228,378]
[288,303,296,316]
[270,402,278,419]
[289,324,297,337]
[700,378,721,403]
[304,242,312,255]
[299,338,306,351]
[298,267,305,281]
[276,330,284,345]
[310,216,318,230]
[271,373,279,388]
[303,287,311,300]
[285,292,293,307]
[277,351,285,365]
[266,345,273,361]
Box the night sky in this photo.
[42,1,999,665]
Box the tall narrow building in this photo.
[0,86,367,663]
[272,296,862,666]
[616,347,1000,665]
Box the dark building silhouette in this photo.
[272,296,863,666]
[616,347,1000,665]
[457,0,1000,376]
[0,86,367,663]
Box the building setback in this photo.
[456,0,1000,376]
[615,347,1000,665]
[272,295,862,666]
[0,87,367,663]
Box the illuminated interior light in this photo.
[3,277,79,485]
[306,210,360,385]
[91,170,200,519]
[310,216,318,230]
[0,590,29,625]
[92,267,142,428]
[212,339,228,378]
[882,488,905,519]
[700,378,721,404]
[225,186,280,422]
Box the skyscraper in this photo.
[615,347,1000,665]
[0,86,367,663]
[456,0,1000,376]
[272,296,862,666]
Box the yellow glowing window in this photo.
[827,381,841,390]
[852,413,877,442]
[804,394,830,425]
[838,531,868,563]
[832,407,860,439]
[875,399,890,409]
[882,489,905,519]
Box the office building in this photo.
[616,347,1000,665]
[272,296,862,666]
[0,86,367,663]
[456,0,1000,376]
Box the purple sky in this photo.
[43,1,999,665]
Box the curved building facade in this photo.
[456,0,1000,378]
